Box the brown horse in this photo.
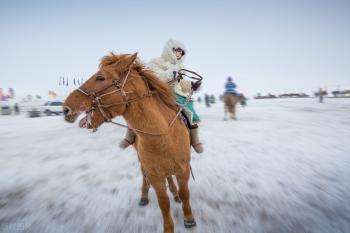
[63,53,196,233]
[224,93,238,120]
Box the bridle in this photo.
[77,67,155,133]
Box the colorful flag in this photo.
[0,88,4,101]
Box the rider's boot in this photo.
[190,125,204,153]
[119,128,136,149]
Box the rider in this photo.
[224,76,237,95]
[119,39,204,153]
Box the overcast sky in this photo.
[1,0,349,98]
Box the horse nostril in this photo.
[62,106,71,116]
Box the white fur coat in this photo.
[148,39,192,97]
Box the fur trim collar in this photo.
[161,39,186,65]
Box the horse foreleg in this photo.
[166,176,181,203]
[139,172,150,206]
[232,103,237,119]
[176,168,196,228]
[149,176,174,233]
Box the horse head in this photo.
[63,53,141,130]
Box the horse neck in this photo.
[123,94,175,135]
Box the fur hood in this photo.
[148,39,191,98]
[161,39,186,65]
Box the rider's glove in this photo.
[172,71,182,82]
[191,81,202,91]
[172,71,177,80]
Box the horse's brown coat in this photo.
[224,93,238,118]
[63,53,195,233]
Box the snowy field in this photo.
[0,98,349,233]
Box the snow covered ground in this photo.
[0,98,349,233]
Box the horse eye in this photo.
[96,76,105,81]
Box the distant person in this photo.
[209,94,216,104]
[319,88,324,103]
[119,39,203,153]
[238,94,247,107]
[14,103,20,114]
[204,94,210,107]
[223,76,238,120]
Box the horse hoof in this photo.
[184,219,196,228]
[174,196,182,203]
[139,198,149,206]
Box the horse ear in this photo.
[117,53,138,71]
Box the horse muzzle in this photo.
[62,106,78,123]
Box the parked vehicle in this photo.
[1,105,12,115]
[41,101,63,116]
[28,107,41,117]
[20,99,46,118]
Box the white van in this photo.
[41,101,64,116]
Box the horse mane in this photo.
[100,53,178,111]
[136,64,178,111]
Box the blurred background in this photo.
[1,0,350,233]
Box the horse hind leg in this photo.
[176,168,196,228]
[139,174,181,206]
[149,176,174,233]
[139,172,150,206]
[224,104,228,120]
[166,176,181,203]
[232,104,237,119]
[229,105,235,119]
[232,96,238,120]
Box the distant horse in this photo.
[224,93,238,120]
[63,53,196,233]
